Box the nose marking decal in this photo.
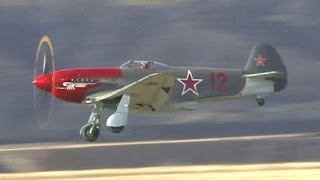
[55,82,98,91]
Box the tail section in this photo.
[244,43,288,92]
[245,43,287,74]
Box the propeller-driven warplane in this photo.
[33,36,287,142]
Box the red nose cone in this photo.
[32,74,52,91]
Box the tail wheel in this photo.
[256,98,265,106]
[33,35,55,129]
[80,124,100,142]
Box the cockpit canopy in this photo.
[120,60,170,70]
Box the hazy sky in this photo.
[0,0,319,144]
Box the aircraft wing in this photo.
[87,73,175,111]
[243,71,286,79]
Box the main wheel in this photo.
[80,124,100,142]
[256,98,265,106]
[108,126,125,133]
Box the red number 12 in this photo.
[211,72,227,92]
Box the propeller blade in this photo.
[33,35,55,129]
[42,52,47,74]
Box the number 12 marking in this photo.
[210,72,227,92]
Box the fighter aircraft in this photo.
[32,36,287,142]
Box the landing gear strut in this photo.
[256,98,265,106]
[80,107,101,142]
[80,94,130,142]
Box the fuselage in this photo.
[32,66,286,112]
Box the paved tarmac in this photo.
[1,162,320,179]
[0,133,319,173]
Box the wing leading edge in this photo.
[87,73,175,111]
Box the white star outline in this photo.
[177,70,203,96]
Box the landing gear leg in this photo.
[106,94,130,133]
[256,98,265,106]
[80,106,101,142]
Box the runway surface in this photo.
[1,163,320,179]
[0,132,319,174]
[0,0,320,178]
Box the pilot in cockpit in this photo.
[140,61,151,69]
[129,61,133,68]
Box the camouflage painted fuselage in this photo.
[33,43,287,113]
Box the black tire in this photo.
[108,126,125,133]
[256,98,265,106]
[80,124,100,142]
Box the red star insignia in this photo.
[177,70,203,96]
[255,54,266,67]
